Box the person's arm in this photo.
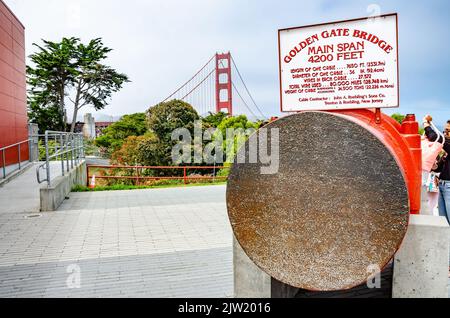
[424,126,445,143]
[422,115,445,143]
[424,126,439,142]
[443,139,450,154]
[433,157,444,173]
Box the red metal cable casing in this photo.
[328,109,422,215]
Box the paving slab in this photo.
[0,172,447,298]
[0,185,233,298]
[0,161,71,214]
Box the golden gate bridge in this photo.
[161,52,267,120]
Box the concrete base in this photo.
[234,215,450,298]
[421,185,440,216]
[234,237,271,298]
[393,215,449,298]
[40,161,87,212]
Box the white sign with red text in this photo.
[278,14,399,112]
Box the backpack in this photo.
[422,122,445,172]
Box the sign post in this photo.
[278,14,399,112]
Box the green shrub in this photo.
[72,181,226,193]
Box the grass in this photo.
[72,181,227,192]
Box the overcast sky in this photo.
[4,0,450,126]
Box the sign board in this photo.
[278,14,399,112]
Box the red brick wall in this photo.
[0,0,27,167]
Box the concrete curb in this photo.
[40,161,87,212]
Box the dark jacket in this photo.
[426,127,450,181]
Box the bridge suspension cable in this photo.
[159,52,265,120]
[231,81,259,120]
[231,56,266,120]
[217,59,260,121]
[180,69,215,101]
[162,55,215,103]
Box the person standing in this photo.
[422,116,444,215]
[433,120,450,224]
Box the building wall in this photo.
[0,0,27,167]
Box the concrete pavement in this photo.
[0,163,42,213]
[0,185,233,298]
[0,168,447,298]
[0,161,77,214]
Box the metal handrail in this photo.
[36,131,85,187]
[0,139,30,151]
[1,139,31,180]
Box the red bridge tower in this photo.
[215,53,233,116]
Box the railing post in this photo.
[184,167,187,185]
[79,135,82,161]
[28,137,31,163]
[74,135,77,165]
[78,135,81,163]
[80,136,84,159]
[137,166,141,187]
[45,131,51,187]
[86,165,90,187]
[18,144,21,170]
[70,134,74,169]
[2,149,6,179]
[75,135,79,164]
[60,133,65,177]
[65,134,69,173]
[54,135,58,158]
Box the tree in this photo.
[27,93,64,133]
[391,113,406,125]
[147,100,200,165]
[111,133,163,166]
[217,115,258,136]
[147,100,200,143]
[27,37,129,132]
[202,111,228,128]
[95,113,148,154]
[27,37,78,131]
[216,115,259,162]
